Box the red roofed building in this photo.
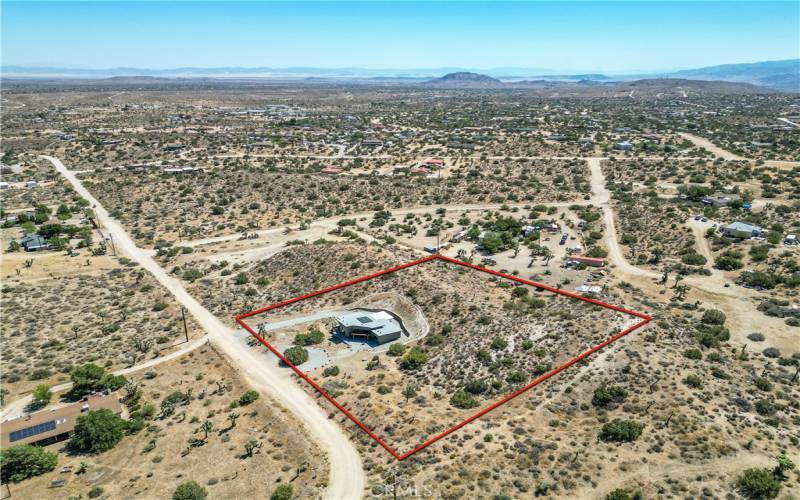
[320,167,344,175]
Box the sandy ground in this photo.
[39,155,365,500]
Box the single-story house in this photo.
[1,393,124,448]
[163,144,184,152]
[615,141,634,151]
[722,221,763,239]
[701,193,740,207]
[21,234,49,252]
[320,167,344,175]
[785,234,797,245]
[333,310,403,345]
[26,180,38,188]
[361,139,383,147]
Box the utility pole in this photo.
[181,306,189,343]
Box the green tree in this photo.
[70,363,126,398]
[450,391,479,409]
[400,347,428,370]
[31,384,52,408]
[701,309,726,325]
[283,346,309,366]
[172,481,208,500]
[271,484,293,500]
[70,409,127,454]
[736,468,781,499]
[599,420,643,443]
[0,445,58,483]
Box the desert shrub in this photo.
[293,328,325,346]
[283,346,309,366]
[736,468,781,499]
[271,484,293,500]
[238,390,259,406]
[322,366,340,377]
[747,332,765,342]
[173,481,208,500]
[490,337,508,350]
[387,343,406,357]
[754,378,772,392]
[684,349,702,360]
[599,420,643,442]
[464,379,488,394]
[684,374,703,388]
[701,309,726,325]
[450,391,479,409]
[400,347,428,370]
[755,399,776,416]
[592,385,627,408]
[762,347,780,358]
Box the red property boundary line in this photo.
[235,254,652,460]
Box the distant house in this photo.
[722,221,763,239]
[409,166,432,176]
[320,167,343,175]
[575,284,603,297]
[1,393,124,448]
[446,141,475,150]
[163,167,195,175]
[21,234,49,252]
[615,141,633,151]
[750,141,773,149]
[361,139,383,147]
[333,310,403,345]
[701,193,740,207]
[784,234,797,245]
[569,255,606,267]
[0,181,9,189]
[25,180,38,188]
[162,144,184,152]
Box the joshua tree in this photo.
[199,420,214,442]
[243,438,261,458]
[227,412,240,429]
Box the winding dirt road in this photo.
[39,156,365,500]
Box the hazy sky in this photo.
[3,1,798,73]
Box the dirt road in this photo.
[588,157,797,352]
[1,334,210,422]
[40,156,365,500]
[679,132,746,161]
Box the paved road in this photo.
[39,156,365,500]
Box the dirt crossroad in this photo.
[40,155,365,500]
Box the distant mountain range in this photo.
[2,59,798,92]
[661,59,799,91]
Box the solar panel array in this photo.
[9,420,57,442]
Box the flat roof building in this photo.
[1,393,124,448]
[723,221,763,239]
[334,310,403,345]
